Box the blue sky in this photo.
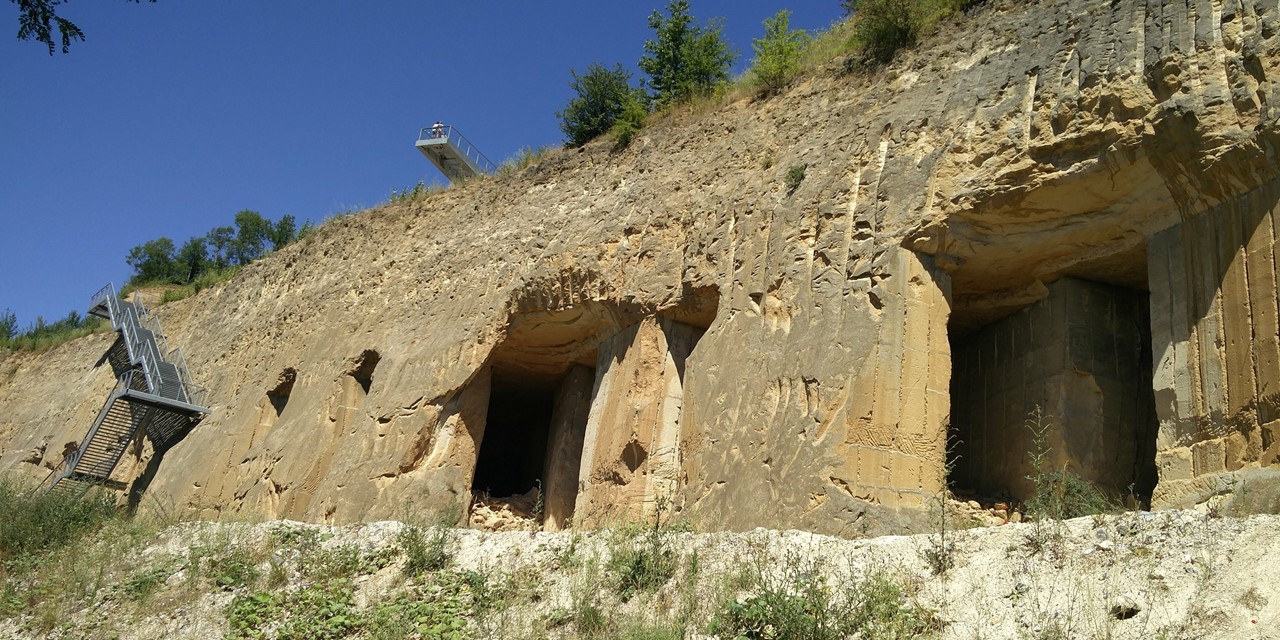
[1,2,844,330]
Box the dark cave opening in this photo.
[947,276,1159,508]
[471,376,558,499]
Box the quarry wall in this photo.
[3,0,1280,534]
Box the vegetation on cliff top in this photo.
[554,0,987,151]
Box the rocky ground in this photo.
[1,508,1277,640]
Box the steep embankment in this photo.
[3,0,1280,535]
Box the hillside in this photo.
[3,0,1280,541]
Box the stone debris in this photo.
[468,488,542,532]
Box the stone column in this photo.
[541,364,594,531]
[837,248,951,509]
[574,317,699,526]
[1149,188,1280,507]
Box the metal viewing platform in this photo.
[416,124,496,182]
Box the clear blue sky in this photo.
[1,2,844,330]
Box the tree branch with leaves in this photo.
[11,0,156,54]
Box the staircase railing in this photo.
[91,284,202,405]
[36,371,136,492]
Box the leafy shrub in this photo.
[277,579,361,640]
[126,210,302,288]
[1,310,17,344]
[299,543,395,581]
[189,540,261,591]
[709,549,939,640]
[226,591,283,639]
[784,163,807,193]
[366,575,470,640]
[0,306,109,353]
[847,572,941,639]
[750,10,811,95]
[848,0,919,63]
[606,516,680,600]
[0,476,118,570]
[610,91,649,149]
[845,0,981,64]
[155,265,241,306]
[559,63,648,147]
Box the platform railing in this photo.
[417,125,497,174]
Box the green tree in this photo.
[269,214,297,250]
[206,226,235,270]
[557,63,647,147]
[0,309,15,343]
[176,236,209,283]
[125,237,178,283]
[230,210,271,266]
[12,0,156,55]
[751,10,811,94]
[638,0,735,107]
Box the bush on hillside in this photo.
[0,310,15,344]
[845,0,982,64]
[0,476,118,571]
[750,10,811,95]
[0,310,105,353]
[126,210,301,288]
[610,93,649,148]
[558,63,647,147]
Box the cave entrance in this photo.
[947,272,1159,509]
[470,362,597,530]
[467,301,636,531]
[471,379,556,498]
[466,286,721,530]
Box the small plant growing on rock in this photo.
[1025,406,1118,522]
[784,163,807,193]
[921,441,959,575]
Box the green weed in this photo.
[605,503,681,600]
[708,546,940,640]
[0,476,119,572]
[398,524,453,577]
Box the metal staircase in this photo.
[39,284,211,496]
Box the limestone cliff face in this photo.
[3,0,1279,534]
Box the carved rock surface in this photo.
[2,0,1280,534]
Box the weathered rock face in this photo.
[3,0,1280,534]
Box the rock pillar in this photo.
[541,364,594,531]
[1149,186,1280,506]
[575,317,699,526]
